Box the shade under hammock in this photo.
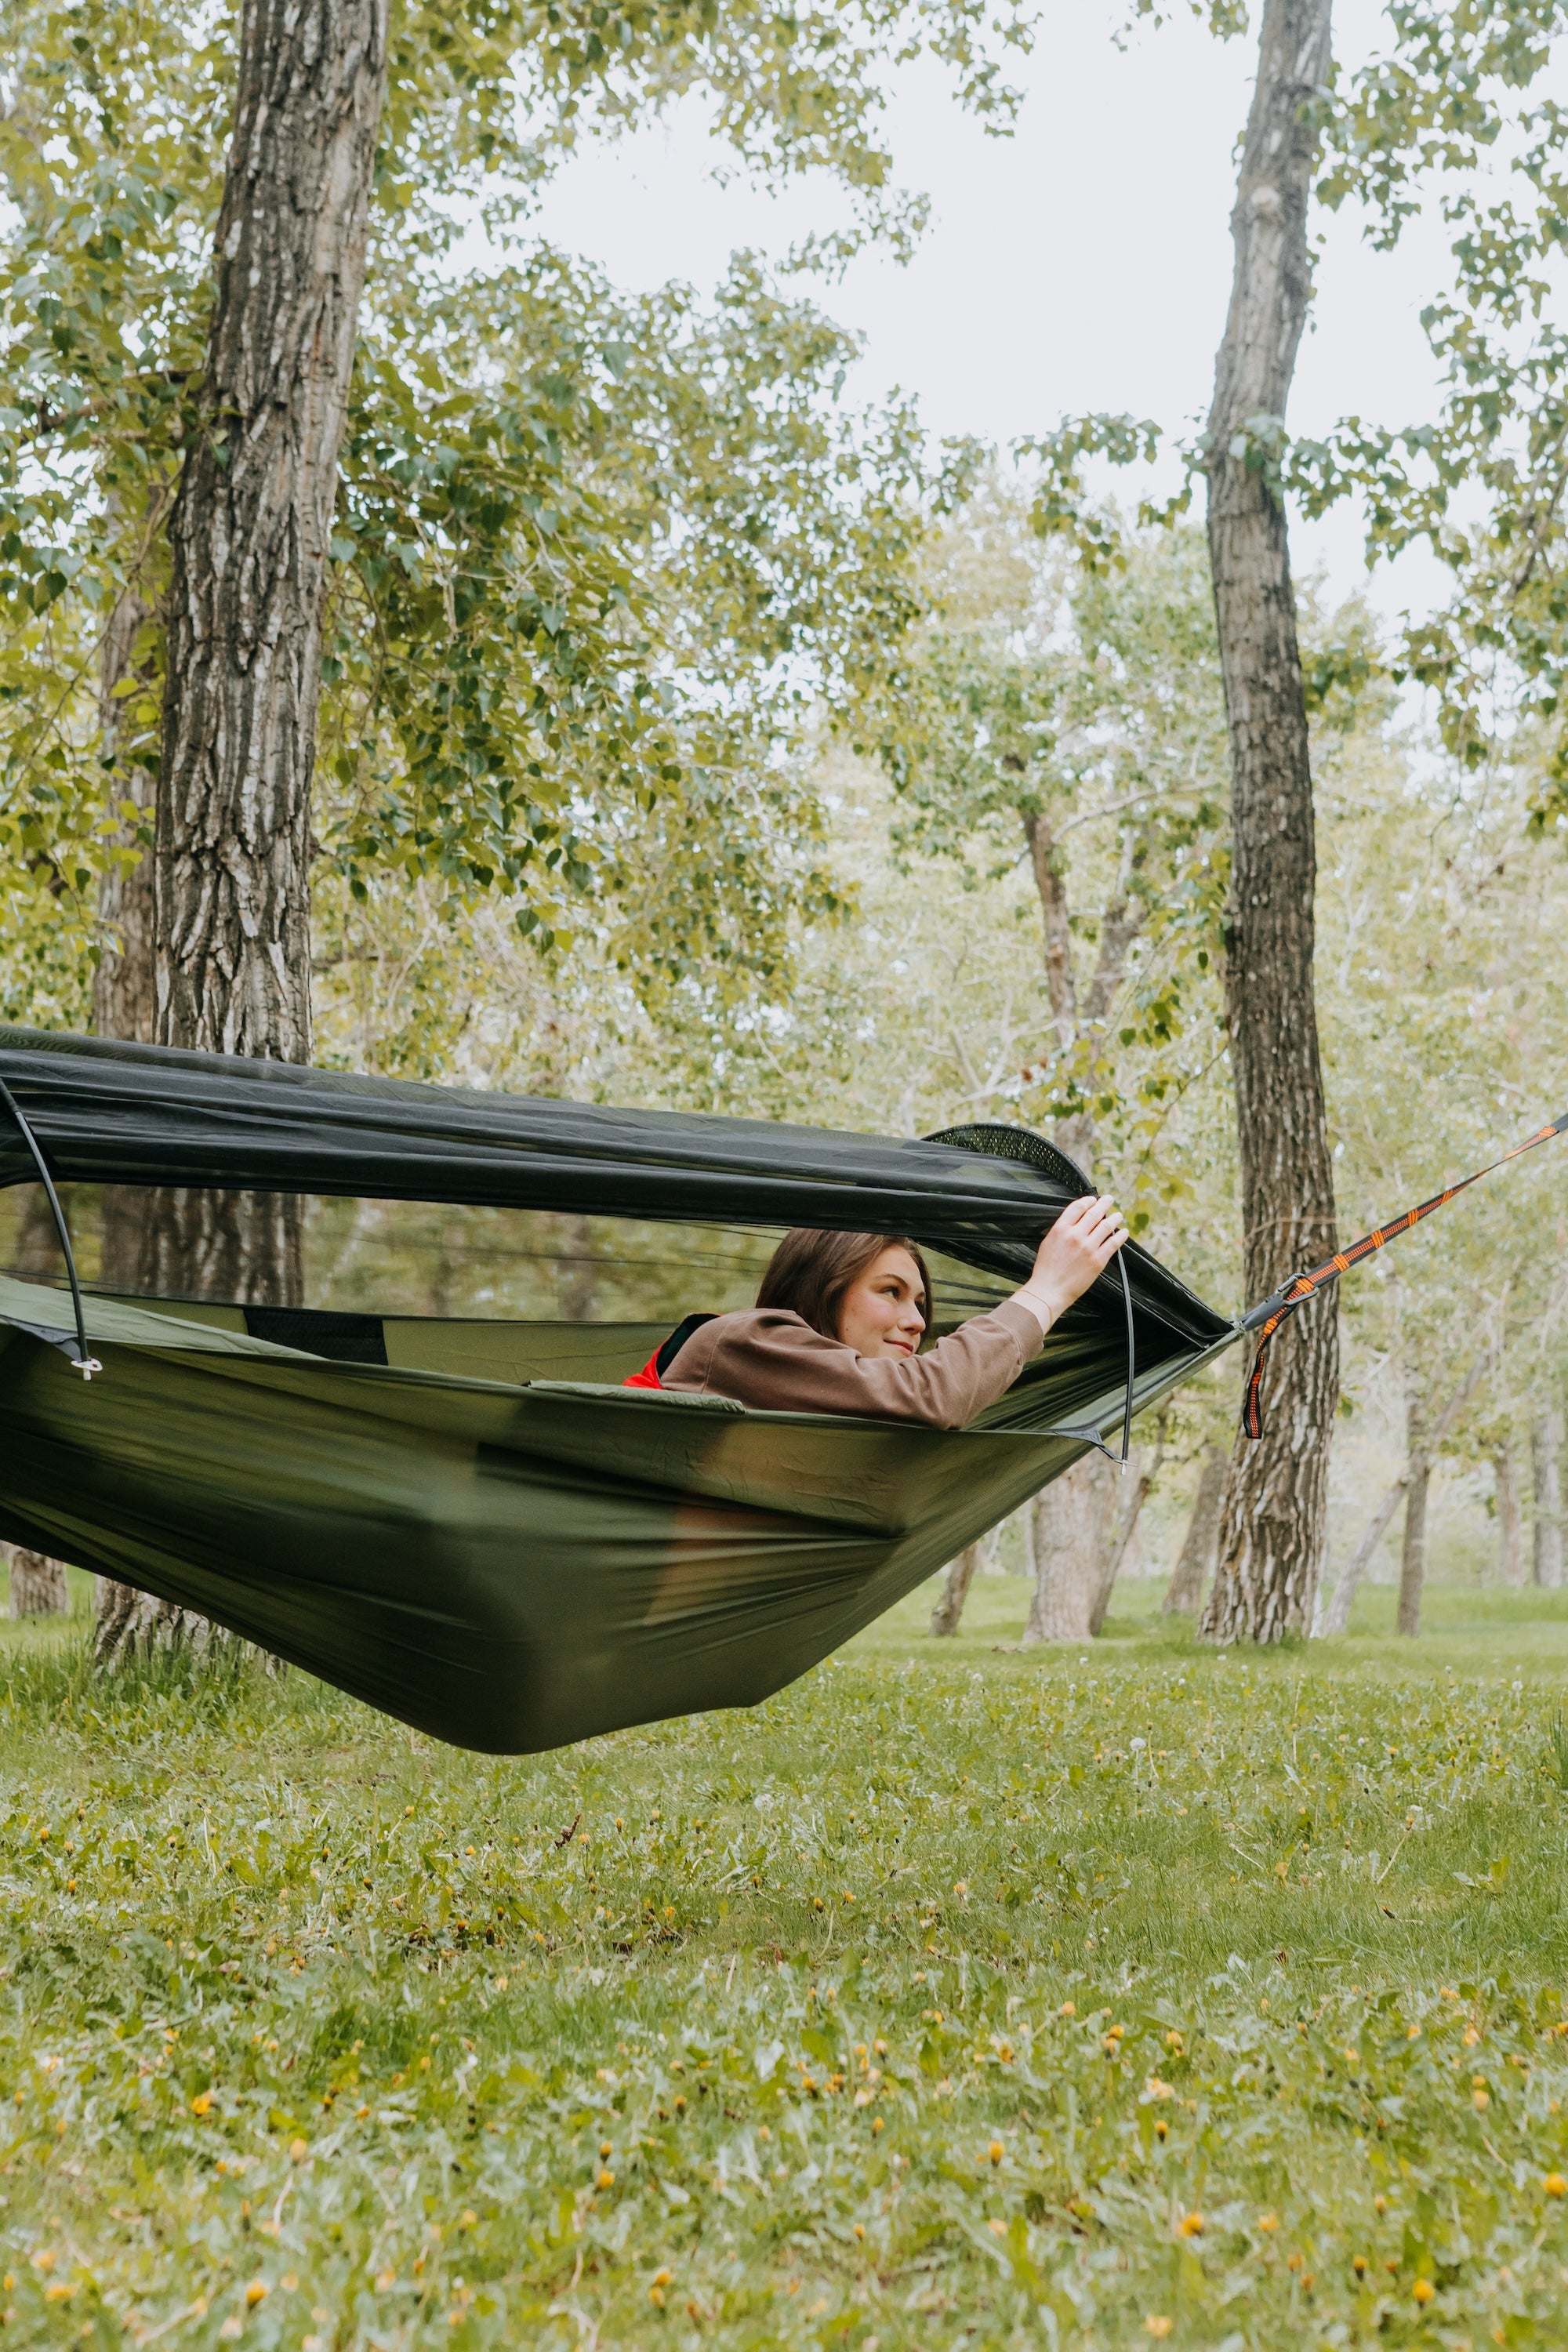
[0,1028,1239,1752]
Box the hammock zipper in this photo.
[0,1077,100,1380]
[1239,1105,1568,1439]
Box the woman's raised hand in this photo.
[1011,1194,1128,1336]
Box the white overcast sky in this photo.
[529,0,1484,625]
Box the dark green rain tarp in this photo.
[0,1028,1240,1753]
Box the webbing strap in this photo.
[1239,1107,1568,1439]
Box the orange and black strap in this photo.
[1239,1108,1568,1440]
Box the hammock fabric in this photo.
[0,1027,1556,1752]
[0,1028,1236,1752]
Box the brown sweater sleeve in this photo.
[659,1301,1044,1429]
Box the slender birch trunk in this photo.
[1200,0,1339,1646]
[1495,1444,1525,1588]
[930,1542,983,1637]
[1534,1411,1564,1589]
[1318,1352,1488,1635]
[1163,1444,1225,1614]
[1316,1472,1406,1636]
[1395,1392,1429,1637]
[1089,1406,1167,1636]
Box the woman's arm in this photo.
[662,1195,1130,1428]
[662,1301,1046,1428]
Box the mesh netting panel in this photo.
[922,1123,1092,1195]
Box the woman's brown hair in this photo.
[755,1229,934,1345]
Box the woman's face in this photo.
[836,1246,927,1359]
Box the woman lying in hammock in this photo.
[630,1196,1127,1429]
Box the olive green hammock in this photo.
[0,1030,1554,1755]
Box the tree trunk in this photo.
[91,567,205,1658]
[93,589,158,1051]
[157,0,387,1071]
[1495,1443,1525,1588]
[94,585,163,1305]
[1534,1410,1564,1589]
[95,2,387,1667]
[1317,1350,1488,1635]
[1200,0,1339,1646]
[929,1542,983,1637]
[1089,1404,1167,1635]
[9,1551,68,1619]
[1316,1472,1407,1636]
[1163,1444,1225,1614]
[1022,1457,1116,1645]
[1396,1392,1428,1637]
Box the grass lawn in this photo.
[4,1576,1568,2349]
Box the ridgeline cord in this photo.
[0,1076,101,1380]
[1240,1105,1568,1439]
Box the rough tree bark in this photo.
[89,586,218,1661]
[1534,1410,1564,1589]
[95,587,163,1283]
[1199,0,1339,1646]
[1022,1455,1116,1645]
[94,589,158,1052]
[1495,1443,1525,1588]
[96,0,389,1665]
[1163,1444,1226,1614]
[1395,1390,1429,1637]
[9,1551,68,1618]
[151,0,389,1301]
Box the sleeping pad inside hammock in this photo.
[0,1026,1239,1753]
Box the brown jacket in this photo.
[659,1300,1044,1429]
